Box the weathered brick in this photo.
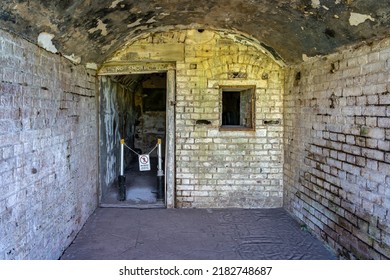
[385,153,390,163]
[378,117,390,128]
[363,106,387,116]
[379,162,390,174]
[164,31,285,209]
[367,127,385,139]
[0,29,98,260]
[366,117,378,127]
[362,148,385,161]
[284,37,390,260]
[378,140,390,151]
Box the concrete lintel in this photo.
[98,62,176,75]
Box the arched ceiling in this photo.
[1,0,389,65]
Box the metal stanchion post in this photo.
[118,138,126,201]
[156,138,164,200]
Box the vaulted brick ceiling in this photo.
[1,0,389,64]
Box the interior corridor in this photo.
[1,1,390,260]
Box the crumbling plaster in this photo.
[0,0,389,66]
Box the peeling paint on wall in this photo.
[146,17,157,24]
[37,32,58,53]
[127,18,142,28]
[1,0,390,65]
[102,39,118,52]
[109,0,123,9]
[311,0,321,9]
[86,62,98,70]
[349,12,375,26]
[88,19,108,36]
[64,53,82,64]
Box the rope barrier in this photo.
[118,138,164,200]
[124,142,158,156]
[146,145,158,155]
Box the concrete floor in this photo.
[60,207,337,260]
[76,157,337,260]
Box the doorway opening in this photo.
[99,72,168,208]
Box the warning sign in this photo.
[138,154,151,171]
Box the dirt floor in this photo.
[60,207,337,260]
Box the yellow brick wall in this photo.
[105,29,284,208]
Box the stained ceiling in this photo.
[1,0,389,65]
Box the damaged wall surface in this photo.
[284,37,390,259]
[0,29,98,259]
[1,1,389,65]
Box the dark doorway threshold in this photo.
[100,158,165,209]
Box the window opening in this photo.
[220,86,255,130]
